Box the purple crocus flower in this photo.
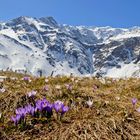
[42,98,48,104]
[131,98,137,106]
[15,107,27,118]
[11,114,21,125]
[41,100,48,108]
[35,100,44,111]
[23,76,30,80]
[25,104,35,116]
[29,107,35,116]
[53,100,64,113]
[41,99,53,112]
[61,106,69,115]
[23,76,31,82]
[43,102,53,113]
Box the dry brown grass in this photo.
[0,71,140,140]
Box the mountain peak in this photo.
[13,16,35,22]
[39,16,58,27]
[5,16,58,28]
[5,16,38,26]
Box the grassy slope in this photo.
[0,71,140,140]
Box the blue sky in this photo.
[0,0,140,27]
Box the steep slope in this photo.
[0,16,140,77]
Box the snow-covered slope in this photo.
[0,16,140,77]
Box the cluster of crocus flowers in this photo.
[11,98,69,125]
[11,105,35,125]
[35,98,53,115]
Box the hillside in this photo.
[0,17,140,77]
[0,71,140,139]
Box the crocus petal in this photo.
[15,107,27,118]
[53,100,64,112]
[61,106,69,115]
[11,114,21,125]
[131,98,137,106]
[35,100,43,111]
[44,103,53,113]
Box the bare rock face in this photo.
[0,16,140,77]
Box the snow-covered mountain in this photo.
[0,16,140,78]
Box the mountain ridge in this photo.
[0,16,140,78]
